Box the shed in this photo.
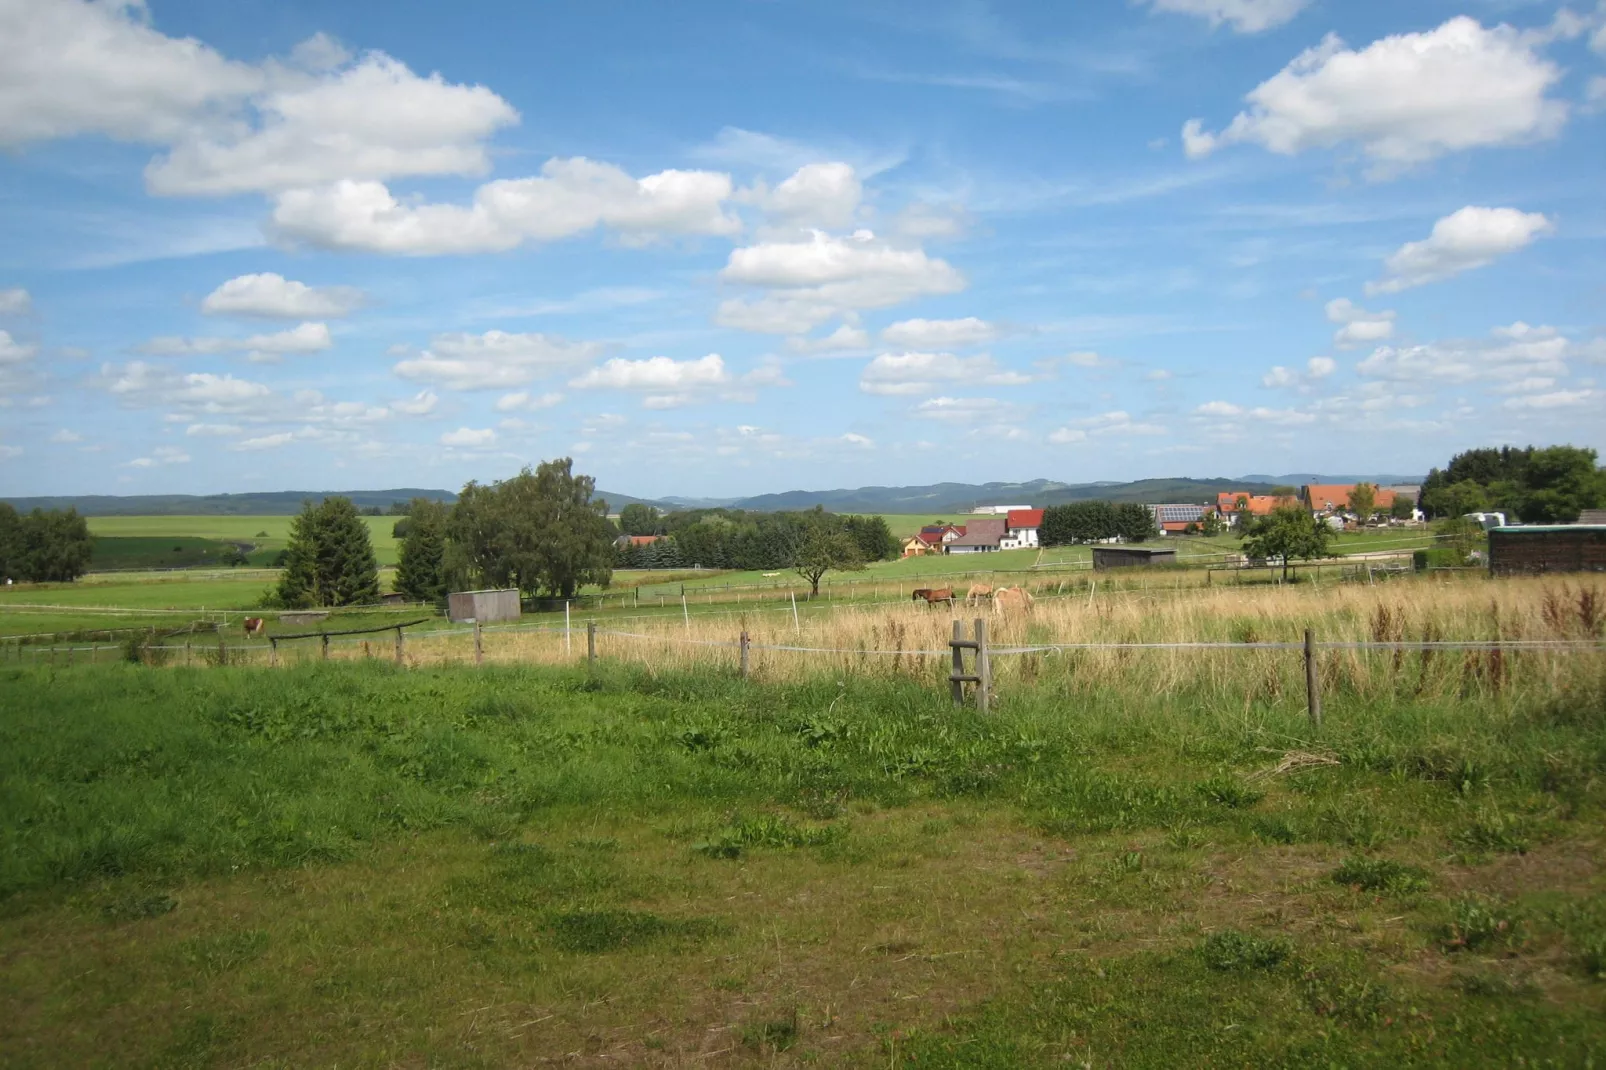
[447,588,522,623]
[1488,526,1606,576]
[1092,546,1177,571]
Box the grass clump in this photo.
[100,889,177,922]
[1195,774,1264,809]
[1442,895,1521,953]
[741,1009,800,1052]
[1198,930,1292,972]
[1452,807,1534,855]
[544,910,718,953]
[1330,856,1430,895]
[693,812,843,859]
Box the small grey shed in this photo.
[447,588,522,623]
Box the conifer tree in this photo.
[394,498,449,603]
[275,496,380,607]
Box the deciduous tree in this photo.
[793,528,864,596]
[1241,506,1334,582]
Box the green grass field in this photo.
[1,658,1602,1065]
[86,515,402,568]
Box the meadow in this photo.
[1,573,1603,1065]
[85,515,403,569]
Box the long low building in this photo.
[1488,525,1606,576]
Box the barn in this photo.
[1092,546,1178,570]
[447,588,522,623]
[1488,526,1606,576]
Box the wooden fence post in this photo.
[394,627,405,665]
[269,637,278,667]
[218,632,227,667]
[950,620,965,707]
[739,630,750,680]
[1304,628,1321,730]
[975,618,990,715]
[587,621,597,670]
[474,621,484,667]
[321,633,330,661]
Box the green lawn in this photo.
[0,660,1601,1065]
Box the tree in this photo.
[1348,483,1376,524]
[1389,495,1416,521]
[793,528,864,596]
[0,503,20,582]
[1422,479,1489,520]
[394,498,449,603]
[1113,502,1157,543]
[618,503,664,536]
[13,508,93,583]
[446,459,615,599]
[1517,445,1605,523]
[275,497,381,607]
[1200,510,1226,536]
[842,515,899,563]
[1241,505,1334,582]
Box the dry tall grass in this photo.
[290,574,1606,706]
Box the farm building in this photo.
[1215,492,1300,526]
[1488,526,1606,576]
[447,588,522,623]
[1150,503,1209,534]
[1092,546,1178,570]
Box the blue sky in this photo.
[1,0,1603,499]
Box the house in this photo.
[1576,509,1606,525]
[971,504,1030,515]
[904,523,964,556]
[946,517,1006,554]
[1302,483,1398,519]
[1215,492,1298,526]
[1150,503,1209,535]
[1000,508,1043,549]
[1465,511,1508,531]
[1489,525,1606,575]
[616,534,665,548]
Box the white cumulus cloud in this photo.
[858,351,1032,396]
[880,317,997,349]
[202,273,365,318]
[1182,17,1568,171]
[0,288,31,315]
[1325,298,1395,347]
[272,159,740,255]
[393,330,602,391]
[570,354,729,391]
[761,162,862,229]
[440,427,497,447]
[1367,207,1552,294]
[140,321,333,362]
[494,390,564,412]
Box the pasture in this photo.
[85,514,403,568]
[0,574,1603,1065]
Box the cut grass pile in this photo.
[1,657,1603,1065]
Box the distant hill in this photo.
[4,487,668,516]
[730,477,1285,514]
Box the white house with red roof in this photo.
[1000,508,1043,549]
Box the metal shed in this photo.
[1092,546,1178,570]
[1488,526,1606,576]
[447,588,522,623]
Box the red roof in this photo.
[1006,509,1043,529]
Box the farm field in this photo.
[85,515,402,568]
[2,574,1604,1066]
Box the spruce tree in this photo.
[394,498,448,603]
[274,497,381,607]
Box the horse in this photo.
[965,584,994,607]
[992,587,1035,615]
[911,588,954,606]
[243,617,266,636]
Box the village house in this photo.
[946,517,1006,554]
[1302,483,1399,519]
[1150,503,1209,535]
[902,523,964,557]
[1214,491,1300,526]
[615,534,665,549]
[999,508,1043,549]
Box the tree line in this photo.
[0,504,94,583]
[1038,501,1157,545]
[615,506,897,574]
[1419,445,1604,523]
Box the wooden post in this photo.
[739,630,750,680]
[974,618,990,714]
[269,637,278,667]
[1304,628,1321,730]
[474,621,484,667]
[791,591,800,632]
[565,601,572,655]
[218,632,226,667]
[587,621,597,669]
[394,627,405,665]
[682,593,690,634]
[950,620,965,707]
[321,633,330,661]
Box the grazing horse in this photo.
[243,617,266,636]
[992,587,1035,615]
[965,584,994,607]
[911,588,954,606]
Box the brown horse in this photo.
[965,583,994,607]
[911,588,954,606]
[992,587,1035,615]
[243,617,266,635]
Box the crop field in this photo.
[1,574,1604,1065]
